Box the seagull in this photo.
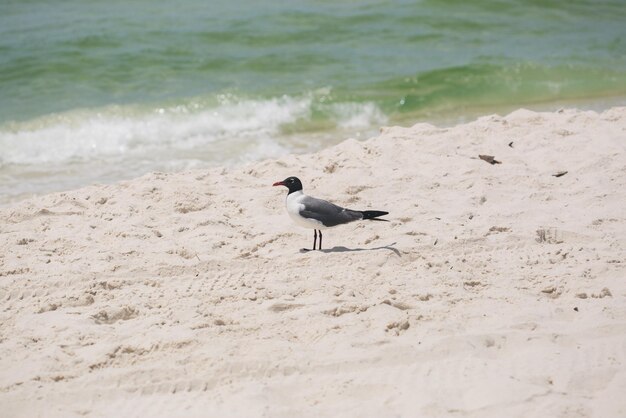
[272,176,389,251]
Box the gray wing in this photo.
[300,196,363,227]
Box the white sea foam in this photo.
[331,102,388,129]
[0,95,311,166]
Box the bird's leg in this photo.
[312,229,317,251]
[318,230,323,250]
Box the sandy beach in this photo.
[1,107,625,417]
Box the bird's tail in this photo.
[360,210,389,221]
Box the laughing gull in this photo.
[272,176,388,250]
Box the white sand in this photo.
[1,107,625,417]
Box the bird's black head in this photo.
[272,176,303,194]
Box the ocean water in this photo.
[1,0,625,203]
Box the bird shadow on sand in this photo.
[300,242,400,257]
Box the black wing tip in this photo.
[361,210,389,220]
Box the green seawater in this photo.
[1,0,625,202]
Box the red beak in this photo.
[272,181,285,187]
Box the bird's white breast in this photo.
[285,191,325,229]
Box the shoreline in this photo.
[2,95,625,208]
[1,106,625,417]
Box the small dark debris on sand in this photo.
[479,155,502,165]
